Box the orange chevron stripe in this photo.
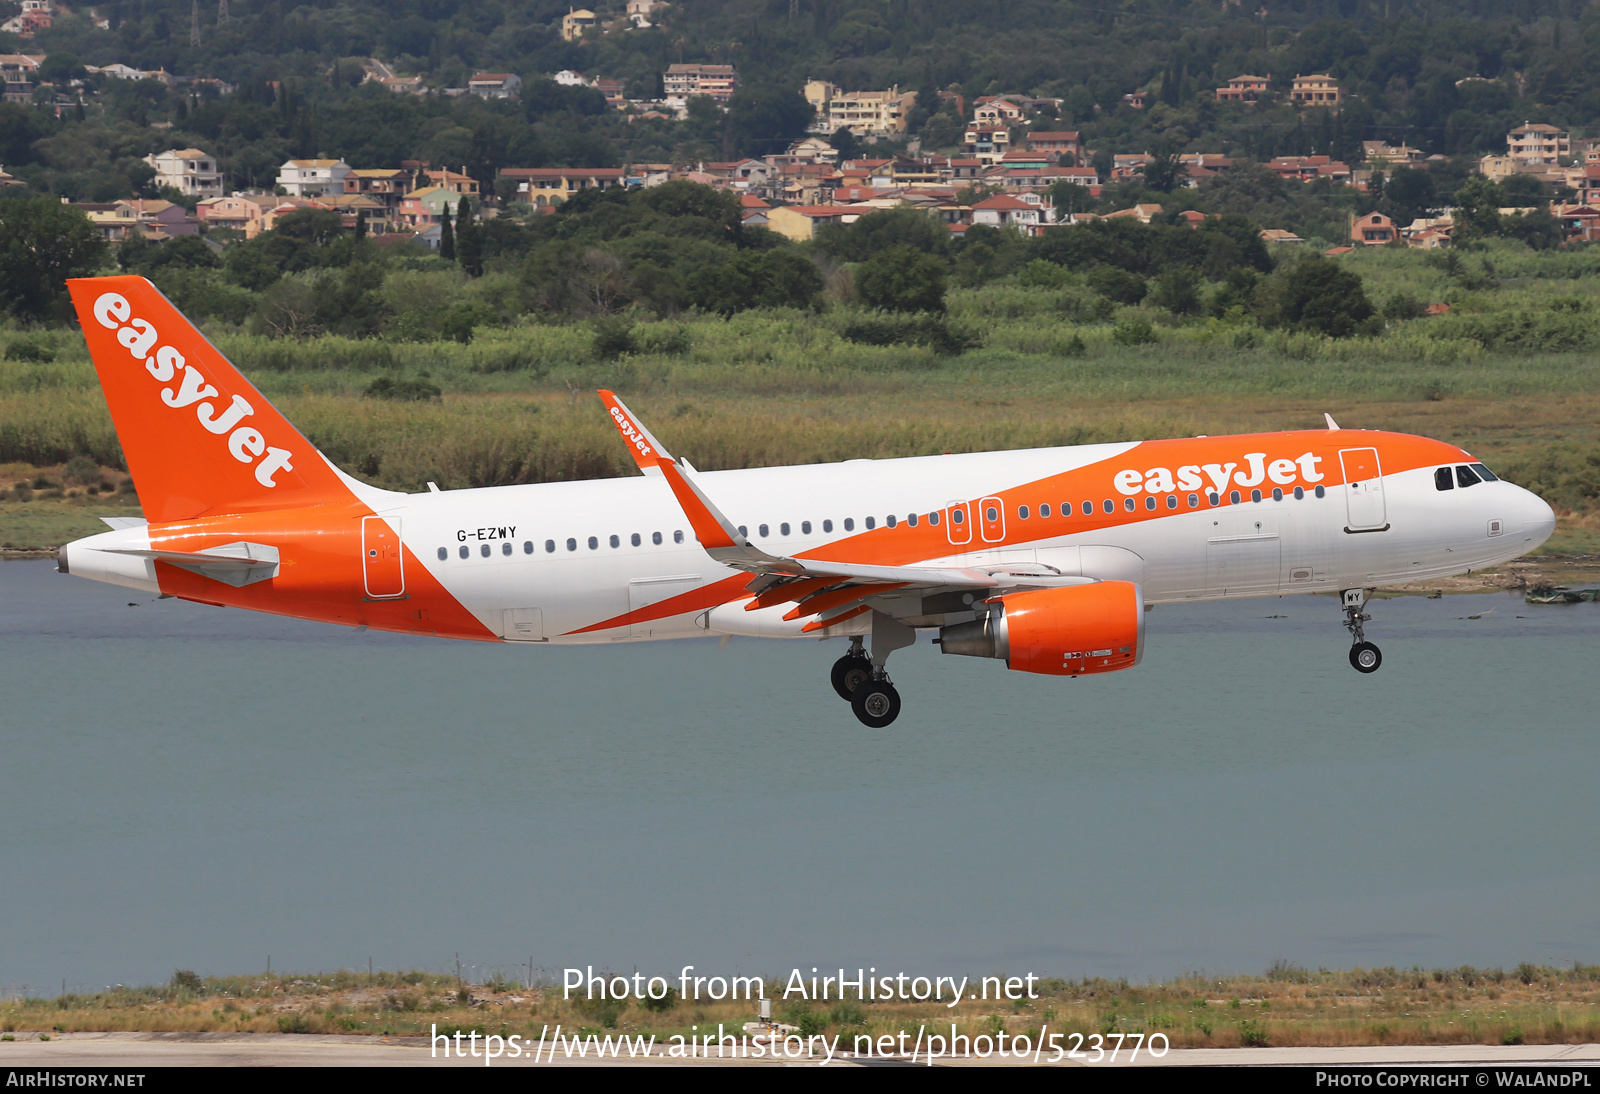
[562,573,751,635]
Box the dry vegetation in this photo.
[4,964,1600,1049]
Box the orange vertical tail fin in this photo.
[68,275,351,523]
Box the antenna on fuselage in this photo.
[1324,413,1341,430]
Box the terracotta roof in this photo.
[972,194,1034,210]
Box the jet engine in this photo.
[937,581,1144,676]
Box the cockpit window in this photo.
[1471,463,1499,482]
[1456,464,1481,488]
[1435,467,1455,491]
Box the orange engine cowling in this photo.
[937,581,1145,676]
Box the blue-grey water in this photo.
[2,558,1598,994]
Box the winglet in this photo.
[1324,412,1341,430]
[598,390,749,552]
[598,389,673,476]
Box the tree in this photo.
[439,201,456,260]
[854,245,947,313]
[1149,266,1202,315]
[816,206,949,261]
[1450,177,1506,241]
[1047,180,1094,215]
[1267,255,1375,338]
[726,84,815,159]
[0,196,108,322]
[829,125,861,160]
[1143,148,1183,192]
[455,197,483,277]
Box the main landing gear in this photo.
[830,615,916,727]
[1342,588,1382,674]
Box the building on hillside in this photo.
[343,169,415,214]
[1507,122,1569,166]
[1350,211,1396,245]
[553,70,591,86]
[972,96,1024,124]
[594,78,626,107]
[1103,203,1165,224]
[424,168,479,196]
[276,159,351,197]
[144,148,223,199]
[766,204,862,241]
[803,79,841,119]
[497,166,625,207]
[1259,228,1305,244]
[1362,141,1423,165]
[1216,75,1270,102]
[962,126,1009,162]
[1025,131,1081,159]
[1,54,40,101]
[1267,155,1351,183]
[561,8,598,41]
[1290,74,1341,105]
[468,73,522,99]
[1553,204,1600,242]
[816,85,917,135]
[663,63,738,105]
[197,195,274,238]
[1121,91,1149,109]
[968,192,1055,235]
[0,1,51,39]
[775,136,838,165]
[739,193,770,227]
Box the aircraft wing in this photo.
[598,391,1092,631]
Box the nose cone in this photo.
[1516,486,1557,552]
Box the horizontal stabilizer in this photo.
[100,517,149,530]
[102,540,281,587]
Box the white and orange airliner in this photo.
[59,276,1556,726]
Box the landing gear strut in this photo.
[1342,588,1382,674]
[830,616,914,727]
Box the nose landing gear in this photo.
[1342,588,1382,674]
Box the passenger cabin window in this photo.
[781,523,790,536]
[1251,489,1263,503]
[523,541,533,554]
[886,515,896,528]
[567,538,577,552]
[1188,493,1200,507]
[1292,487,1303,500]
[1143,497,1155,511]
[1208,492,1220,505]
[759,524,769,538]
[801,521,812,534]
[673,530,684,543]
[459,545,469,559]
[587,536,598,550]
[1315,485,1326,498]
[1018,505,1030,519]
[844,518,855,531]
[822,520,833,533]
[1230,491,1241,505]
[1271,487,1283,501]
[948,511,961,526]
[985,506,998,522]
[652,532,662,545]
[1123,498,1135,512]
[1040,504,1051,518]
[1167,495,1178,509]
[502,542,512,556]
[1435,467,1455,491]
[437,547,448,561]
[865,517,876,530]
[609,535,620,548]
[1456,465,1482,488]
[546,540,556,553]
[1102,500,1113,514]
[631,533,641,546]
[907,513,918,527]
[1084,501,1094,516]
[739,526,748,537]
[480,543,491,557]
[928,512,940,526]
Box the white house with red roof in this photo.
[969,193,1056,234]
